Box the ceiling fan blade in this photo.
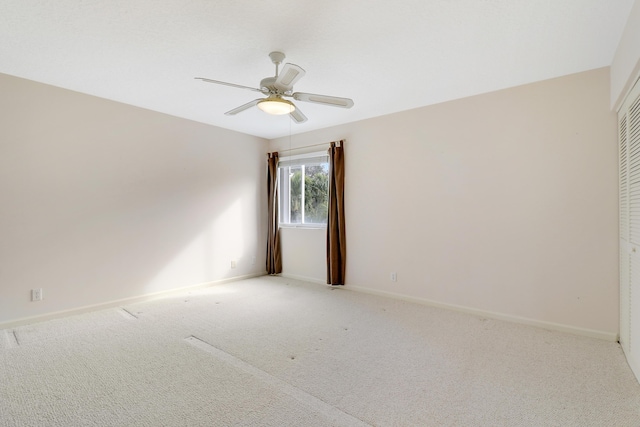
[274,63,305,91]
[292,92,354,108]
[195,77,265,93]
[289,106,307,123]
[225,99,262,115]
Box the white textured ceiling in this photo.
[0,1,635,139]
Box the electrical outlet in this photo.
[251,256,256,265]
[390,272,397,282]
[31,288,43,302]
[231,260,237,269]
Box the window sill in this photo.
[279,224,327,230]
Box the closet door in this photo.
[620,78,640,377]
[620,110,630,353]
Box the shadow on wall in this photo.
[0,72,267,324]
[145,196,250,293]
[1,175,262,322]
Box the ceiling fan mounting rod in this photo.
[269,51,285,77]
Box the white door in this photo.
[620,77,640,378]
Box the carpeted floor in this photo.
[1,276,639,426]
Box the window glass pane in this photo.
[278,167,289,224]
[277,151,329,226]
[289,166,302,224]
[304,164,328,224]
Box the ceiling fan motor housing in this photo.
[260,77,280,94]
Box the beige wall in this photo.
[0,73,268,325]
[271,67,619,337]
[611,0,640,110]
[279,227,326,283]
[0,67,619,336]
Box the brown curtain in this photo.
[327,140,346,285]
[266,152,282,275]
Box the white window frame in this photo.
[278,151,329,228]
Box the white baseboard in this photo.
[280,273,326,285]
[3,274,620,344]
[0,273,265,330]
[345,284,618,342]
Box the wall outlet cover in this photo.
[31,288,43,301]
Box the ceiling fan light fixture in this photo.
[197,51,353,123]
[257,97,295,115]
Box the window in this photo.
[278,152,329,226]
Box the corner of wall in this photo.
[611,0,640,110]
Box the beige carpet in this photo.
[1,276,639,426]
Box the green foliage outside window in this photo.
[289,165,328,224]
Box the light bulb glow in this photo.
[257,97,295,115]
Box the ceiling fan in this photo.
[195,51,354,123]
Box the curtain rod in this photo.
[274,141,328,154]
[270,140,342,155]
